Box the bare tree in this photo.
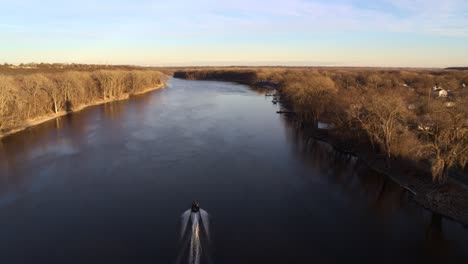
[367,74,383,90]
[20,74,49,118]
[349,90,415,159]
[418,105,468,181]
[0,75,16,130]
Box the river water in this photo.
[0,78,467,264]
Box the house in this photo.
[417,120,434,132]
[438,89,448,97]
[418,124,431,131]
[445,102,456,108]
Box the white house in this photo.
[418,124,431,131]
[438,89,448,97]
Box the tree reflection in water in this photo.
[281,117,465,261]
[284,118,408,216]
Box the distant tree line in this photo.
[174,70,258,85]
[0,62,167,75]
[446,67,468,71]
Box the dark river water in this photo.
[0,78,467,264]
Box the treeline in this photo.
[446,67,468,71]
[0,63,166,75]
[174,68,467,182]
[174,70,258,85]
[0,69,167,133]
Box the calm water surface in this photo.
[0,78,467,264]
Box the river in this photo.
[0,78,467,264]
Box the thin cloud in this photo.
[2,0,466,37]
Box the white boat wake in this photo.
[177,202,211,264]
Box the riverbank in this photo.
[288,117,468,225]
[0,84,165,139]
[0,69,167,139]
[172,69,468,226]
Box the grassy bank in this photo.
[174,68,468,224]
[0,66,167,137]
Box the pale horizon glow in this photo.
[1,0,467,67]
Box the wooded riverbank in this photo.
[0,67,167,138]
[173,68,468,225]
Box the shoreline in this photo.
[278,99,468,226]
[0,84,165,139]
[297,123,468,225]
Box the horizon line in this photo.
[3,61,462,70]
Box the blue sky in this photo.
[1,0,467,67]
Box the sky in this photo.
[0,0,467,67]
